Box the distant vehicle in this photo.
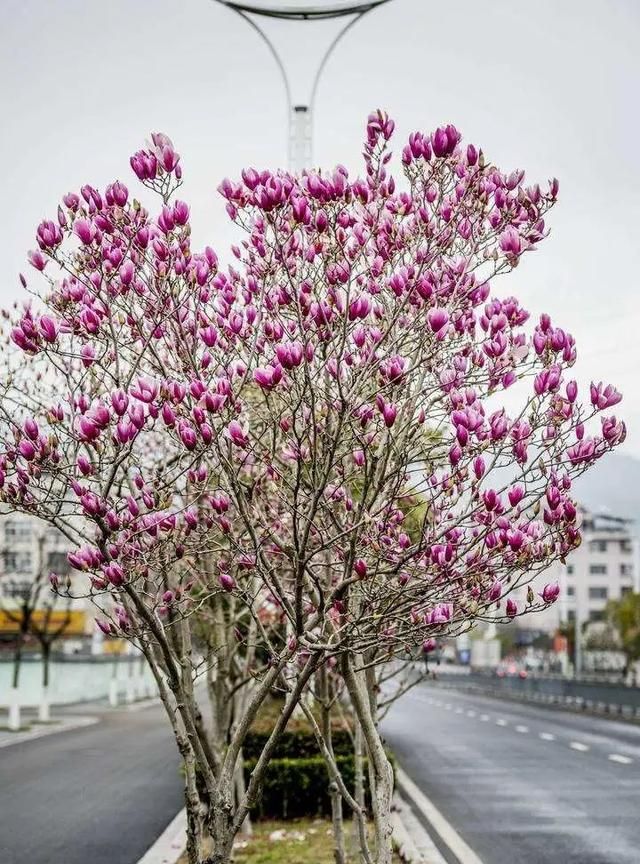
[495,661,528,679]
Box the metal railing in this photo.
[434,670,640,720]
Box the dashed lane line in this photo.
[609,754,633,765]
[539,732,556,741]
[515,725,529,734]
[570,741,590,752]
[496,718,508,726]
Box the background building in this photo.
[0,513,92,649]
[519,508,639,636]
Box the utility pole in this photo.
[211,1,394,170]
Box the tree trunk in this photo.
[342,655,394,864]
[319,668,346,864]
[352,718,366,860]
[9,636,23,731]
[39,643,51,722]
[234,749,252,837]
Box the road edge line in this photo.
[136,808,186,864]
[396,766,485,864]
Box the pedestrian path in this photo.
[0,714,98,748]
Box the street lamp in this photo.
[211,0,395,170]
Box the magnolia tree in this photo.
[0,113,625,864]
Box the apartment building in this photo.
[519,508,638,634]
[559,510,638,627]
[0,513,91,642]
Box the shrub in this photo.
[245,753,395,820]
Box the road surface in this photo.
[383,682,640,864]
[0,701,183,864]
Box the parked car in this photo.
[495,661,528,679]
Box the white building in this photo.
[0,513,92,643]
[520,508,638,634]
[560,510,638,626]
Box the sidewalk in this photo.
[0,713,99,748]
[0,694,160,748]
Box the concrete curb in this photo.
[136,808,186,864]
[135,769,482,864]
[395,766,485,864]
[392,792,447,863]
[0,715,98,749]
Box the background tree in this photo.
[606,593,640,682]
[0,113,624,864]
[0,530,72,727]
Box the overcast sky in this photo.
[1,0,639,456]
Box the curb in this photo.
[136,808,186,864]
[135,769,483,864]
[392,792,447,864]
[0,715,99,749]
[395,767,484,864]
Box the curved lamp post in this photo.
[211,0,394,169]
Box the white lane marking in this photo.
[515,725,529,734]
[434,700,442,706]
[609,754,633,765]
[570,741,590,752]
[479,714,489,722]
[539,732,556,741]
[396,767,485,864]
[467,710,476,718]
[496,718,507,726]
[444,704,452,710]
[455,708,464,714]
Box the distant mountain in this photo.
[574,452,640,531]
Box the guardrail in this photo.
[434,670,640,720]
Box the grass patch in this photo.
[177,818,402,863]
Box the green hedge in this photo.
[243,727,353,761]
[244,755,357,820]
[244,752,395,821]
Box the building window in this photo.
[566,565,574,575]
[621,540,633,553]
[589,564,607,575]
[1,579,31,599]
[621,586,633,596]
[620,564,633,577]
[15,552,32,574]
[589,610,604,622]
[589,587,608,600]
[4,551,33,574]
[3,551,17,573]
[47,551,70,574]
[567,586,575,597]
[567,610,576,622]
[4,520,32,541]
[590,540,607,553]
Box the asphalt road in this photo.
[0,701,183,864]
[382,683,640,864]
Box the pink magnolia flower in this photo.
[226,420,248,448]
[590,382,622,410]
[253,365,283,390]
[540,583,560,604]
[427,308,449,333]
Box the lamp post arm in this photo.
[229,8,294,112]
[308,8,368,113]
